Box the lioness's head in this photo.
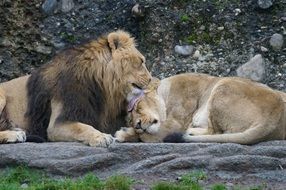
[107,30,151,92]
[127,78,164,135]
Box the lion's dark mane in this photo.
[25,41,126,139]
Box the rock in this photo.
[60,0,74,13]
[236,54,265,81]
[34,44,52,55]
[269,33,284,51]
[131,4,145,20]
[257,0,273,9]
[261,46,268,52]
[41,0,58,15]
[174,45,194,56]
[217,26,224,31]
[0,142,285,188]
[234,8,241,16]
[193,50,201,59]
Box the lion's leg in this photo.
[114,127,140,142]
[47,99,114,147]
[0,129,26,143]
[48,122,114,147]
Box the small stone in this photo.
[260,46,268,52]
[199,25,206,31]
[269,33,284,51]
[281,17,286,22]
[131,3,145,20]
[41,0,58,15]
[257,0,273,9]
[236,54,265,81]
[21,183,28,189]
[60,0,74,13]
[217,26,224,31]
[35,44,52,55]
[234,8,241,16]
[193,50,201,59]
[174,45,194,56]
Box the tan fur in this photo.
[0,30,151,146]
[116,73,286,145]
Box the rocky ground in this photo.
[0,0,285,90]
[0,142,286,189]
[0,0,286,189]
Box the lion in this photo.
[0,30,152,147]
[115,73,286,145]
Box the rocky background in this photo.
[0,0,285,189]
[0,0,285,90]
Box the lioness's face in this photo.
[113,47,152,91]
[128,95,161,135]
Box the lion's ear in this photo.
[108,32,121,51]
[107,30,133,52]
[144,77,160,93]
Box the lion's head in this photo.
[107,31,151,92]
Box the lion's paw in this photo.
[88,133,115,147]
[6,130,26,143]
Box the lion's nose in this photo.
[135,120,142,129]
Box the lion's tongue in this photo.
[128,91,144,112]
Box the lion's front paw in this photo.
[6,130,26,143]
[88,133,115,147]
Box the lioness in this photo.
[115,73,286,145]
[0,30,152,147]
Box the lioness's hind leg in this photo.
[0,129,26,143]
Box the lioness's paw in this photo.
[88,133,115,147]
[6,130,26,143]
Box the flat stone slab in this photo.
[0,141,285,189]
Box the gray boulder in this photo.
[236,54,265,81]
[0,141,285,189]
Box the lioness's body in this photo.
[0,31,152,146]
[116,73,286,144]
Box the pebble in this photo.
[269,33,284,50]
[174,45,194,56]
[35,44,52,55]
[21,183,28,189]
[217,26,224,31]
[41,0,58,15]
[193,50,201,59]
[234,8,241,16]
[260,46,268,52]
[257,0,273,9]
[61,0,74,13]
[236,54,265,81]
[132,3,145,20]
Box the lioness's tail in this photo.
[164,125,276,145]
